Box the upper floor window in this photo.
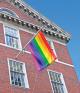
[48,70,68,93]
[48,40,57,55]
[48,40,54,49]
[0,8,18,18]
[48,40,57,57]
[48,40,52,47]
[4,26,21,49]
[8,59,29,88]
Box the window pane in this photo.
[9,60,13,71]
[5,26,19,48]
[11,72,14,85]
[14,73,18,85]
[12,38,18,48]
[6,35,12,46]
[18,74,21,86]
[5,27,18,37]
[6,35,18,48]
[16,62,19,72]
[13,61,17,71]
[49,71,64,93]
[20,63,23,73]
[52,82,58,93]
[21,74,25,87]
[9,60,25,87]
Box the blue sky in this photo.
[24,0,80,80]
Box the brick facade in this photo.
[0,0,79,93]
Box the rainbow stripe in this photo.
[29,31,56,70]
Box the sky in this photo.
[24,0,80,80]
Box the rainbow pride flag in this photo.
[29,31,56,70]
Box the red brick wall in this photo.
[0,44,79,93]
[54,41,73,65]
[0,23,5,44]
[19,30,33,51]
[0,1,79,93]
[0,23,79,92]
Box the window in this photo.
[5,26,21,49]
[8,59,29,88]
[48,40,57,58]
[48,40,54,49]
[0,8,18,18]
[48,71,67,93]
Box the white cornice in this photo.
[0,13,70,43]
[10,0,71,41]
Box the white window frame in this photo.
[3,24,22,50]
[8,58,29,88]
[47,39,74,67]
[47,69,68,93]
[47,39,57,58]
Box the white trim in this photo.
[53,39,66,46]
[16,0,71,39]
[7,58,29,88]
[3,23,22,50]
[61,73,68,93]
[56,59,74,67]
[47,37,66,46]
[47,69,68,93]
[47,39,58,58]
[47,39,74,67]
[23,61,29,88]
[47,70,55,93]
[0,43,31,54]
[7,58,12,85]
[0,21,35,34]
[47,69,64,75]
[0,21,73,67]
[0,21,67,46]
[51,40,58,57]
[0,42,73,67]
[16,0,66,32]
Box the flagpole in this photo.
[15,26,45,59]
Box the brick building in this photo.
[0,0,79,93]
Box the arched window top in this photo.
[0,8,19,18]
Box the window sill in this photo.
[0,43,31,54]
[6,45,21,50]
[11,84,29,89]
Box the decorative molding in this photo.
[47,37,67,46]
[0,13,70,43]
[0,20,68,46]
[9,0,70,43]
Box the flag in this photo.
[29,31,56,70]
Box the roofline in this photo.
[0,0,71,43]
[9,0,71,40]
[0,13,70,43]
